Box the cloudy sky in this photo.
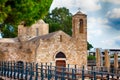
[50,0,120,49]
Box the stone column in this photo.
[104,50,110,71]
[114,53,118,69]
[96,48,101,67]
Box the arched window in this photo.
[79,19,84,33]
[36,28,39,36]
[56,52,66,58]
[60,35,62,42]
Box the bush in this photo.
[87,55,96,60]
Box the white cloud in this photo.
[100,36,120,49]
[50,0,101,12]
[87,17,120,49]
[102,0,120,4]
[106,8,120,18]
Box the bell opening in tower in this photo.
[79,19,84,33]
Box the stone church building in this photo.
[0,11,87,68]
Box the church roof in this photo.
[28,30,71,42]
[0,38,19,43]
[73,11,87,16]
[36,19,45,24]
[76,11,83,14]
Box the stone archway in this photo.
[55,52,66,67]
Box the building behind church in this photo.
[0,11,87,68]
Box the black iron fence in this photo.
[0,61,120,80]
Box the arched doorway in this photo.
[55,52,66,67]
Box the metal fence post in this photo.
[35,63,38,80]
[75,65,77,79]
[0,61,1,76]
[10,61,12,78]
[20,62,24,79]
[91,66,94,80]
[107,73,109,80]
[82,66,84,80]
[32,62,34,76]
[1,61,4,76]
[41,63,44,80]
[7,61,9,77]
[72,69,75,80]
[48,66,50,80]
[45,63,47,78]
[50,63,52,78]
[55,66,58,80]
[67,64,70,78]
[29,63,33,80]
[61,66,65,80]
[17,62,20,79]
[25,62,28,80]
[4,61,6,76]
[13,62,16,79]
[101,72,103,79]
[93,71,96,80]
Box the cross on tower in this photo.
[78,8,81,12]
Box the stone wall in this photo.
[35,31,87,68]
[18,20,49,41]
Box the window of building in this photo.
[36,28,39,36]
[60,35,62,42]
[79,19,83,33]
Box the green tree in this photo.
[87,42,93,50]
[44,7,93,50]
[44,7,72,35]
[0,0,53,38]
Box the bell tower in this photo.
[72,10,87,53]
[72,11,87,38]
[72,11,87,67]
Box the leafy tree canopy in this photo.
[0,0,53,37]
[44,7,72,35]
[87,42,93,50]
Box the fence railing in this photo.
[0,61,120,80]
